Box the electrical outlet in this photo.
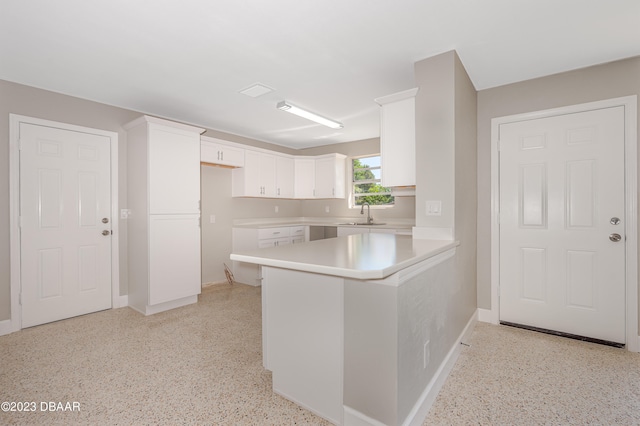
[423,340,430,369]
[325,205,330,213]
[120,209,131,219]
[209,215,216,224]
[275,205,279,213]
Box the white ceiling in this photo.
[1,0,639,149]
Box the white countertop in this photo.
[231,217,415,231]
[230,233,458,280]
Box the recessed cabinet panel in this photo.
[294,158,316,198]
[149,126,201,214]
[149,215,201,305]
[375,88,418,188]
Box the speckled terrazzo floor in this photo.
[424,322,640,426]
[3,286,640,426]
[0,283,330,426]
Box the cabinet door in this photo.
[379,93,416,187]
[201,140,245,167]
[149,126,201,214]
[149,215,201,305]
[294,158,316,198]
[276,156,295,198]
[242,150,263,197]
[258,237,290,248]
[200,140,219,164]
[315,156,346,198]
[261,153,277,197]
[219,145,245,167]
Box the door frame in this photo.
[7,114,121,334]
[489,96,638,351]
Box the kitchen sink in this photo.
[338,222,387,226]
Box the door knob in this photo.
[609,233,622,242]
[102,230,111,236]
[610,217,621,225]
[102,218,109,224]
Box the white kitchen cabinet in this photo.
[147,123,201,214]
[124,115,204,315]
[337,226,369,237]
[233,150,345,199]
[201,136,244,168]
[276,155,295,198]
[149,215,201,305]
[375,88,419,188]
[294,157,316,198]
[315,154,347,199]
[232,150,277,197]
[232,225,308,285]
[337,226,408,236]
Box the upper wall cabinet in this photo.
[125,115,203,215]
[276,155,295,198]
[201,136,245,168]
[375,88,419,188]
[232,150,296,198]
[294,157,316,198]
[315,154,346,199]
[232,150,276,197]
[232,150,346,199]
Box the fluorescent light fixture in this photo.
[277,101,343,129]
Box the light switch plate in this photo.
[210,215,216,224]
[426,201,442,216]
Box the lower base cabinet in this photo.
[232,226,308,285]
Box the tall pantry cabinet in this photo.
[125,116,204,315]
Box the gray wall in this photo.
[0,79,138,321]
[476,56,640,316]
[0,79,302,321]
[200,166,302,284]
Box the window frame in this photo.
[349,154,395,209]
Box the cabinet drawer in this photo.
[258,227,290,239]
[289,226,306,237]
[291,236,305,244]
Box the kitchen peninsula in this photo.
[230,233,463,426]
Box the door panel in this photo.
[499,106,625,343]
[20,123,112,328]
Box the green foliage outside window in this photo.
[353,157,394,206]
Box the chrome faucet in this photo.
[360,202,373,224]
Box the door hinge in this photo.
[18,138,23,151]
[19,292,22,305]
[497,139,501,151]
[19,216,23,228]
[496,212,500,225]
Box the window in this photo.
[352,155,394,206]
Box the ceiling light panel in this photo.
[277,101,343,129]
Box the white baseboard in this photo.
[116,295,128,308]
[402,311,477,426]
[0,319,14,336]
[477,308,494,323]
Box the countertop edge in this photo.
[230,239,459,280]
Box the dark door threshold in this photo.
[500,321,625,348]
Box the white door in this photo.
[499,106,626,344]
[20,123,112,328]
